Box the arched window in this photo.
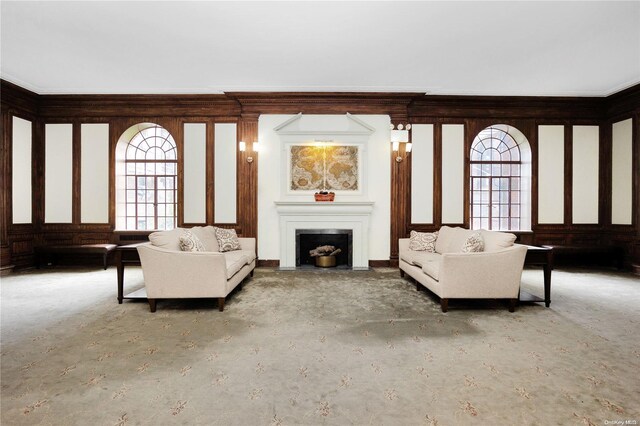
[470,125,531,231]
[115,124,177,230]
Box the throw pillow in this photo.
[462,232,484,253]
[179,230,205,252]
[215,227,241,252]
[409,230,438,252]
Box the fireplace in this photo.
[296,229,353,268]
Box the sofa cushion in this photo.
[190,226,220,252]
[421,261,440,281]
[435,226,475,254]
[215,227,241,252]
[479,230,517,252]
[223,251,250,279]
[179,230,205,252]
[149,228,184,251]
[462,232,484,253]
[400,250,441,267]
[409,230,438,252]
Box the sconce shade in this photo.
[390,129,409,143]
[405,142,413,153]
[253,142,260,152]
[239,141,246,152]
[392,141,400,152]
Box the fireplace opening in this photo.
[296,229,353,268]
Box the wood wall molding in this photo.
[2,79,639,269]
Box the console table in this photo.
[522,245,553,307]
[116,243,146,303]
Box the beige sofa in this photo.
[137,226,256,312]
[399,226,527,312]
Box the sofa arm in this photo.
[238,238,256,253]
[137,244,229,298]
[438,245,527,299]
[399,238,410,253]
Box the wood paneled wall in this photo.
[1,80,639,271]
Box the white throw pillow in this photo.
[190,226,220,252]
[179,230,205,252]
[462,232,484,253]
[409,230,438,252]
[214,227,241,252]
[149,228,184,251]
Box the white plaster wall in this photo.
[537,125,565,224]
[572,125,600,224]
[257,114,391,261]
[183,123,207,223]
[441,124,465,224]
[81,123,109,223]
[611,119,633,225]
[11,116,32,224]
[411,124,434,224]
[45,123,73,223]
[214,123,237,223]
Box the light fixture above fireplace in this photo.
[390,123,412,163]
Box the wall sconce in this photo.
[390,123,412,162]
[239,140,259,163]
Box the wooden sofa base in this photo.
[147,278,247,313]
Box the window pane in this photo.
[500,191,509,203]
[481,205,489,217]
[127,204,135,216]
[473,205,481,216]
[146,177,154,189]
[512,192,520,203]
[492,191,500,203]
[480,178,489,190]
[472,218,480,229]
[127,190,135,202]
[166,191,174,203]
[500,205,509,217]
[166,177,174,190]
[511,164,520,175]
[137,218,146,229]
[158,177,166,189]
[156,162,166,175]
[512,177,520,190]
[126,163,136,174]
[127,218,135,229]
[146,162,155,175]
[500,218,509,230]
[158,217,166,230]
[146,191,154,202]
[481,191,489,203]
[157,204,165,216]
[136,190,145,202]
[166,217,174,230]
[511,219,520,230]
[136,163,145,175]
[158,191,166,203]
[502,164,510,176]
[166,163,176,175]
[511,205,520,217]
[137,177,145,189]
[480,218,489,229]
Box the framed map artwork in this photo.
[290,145,359,191]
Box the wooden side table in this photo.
[522,245,553,307]
[116,243,147,303]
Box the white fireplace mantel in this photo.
[275,201,374,269]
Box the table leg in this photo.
[117,251,124,304]
[543,251,552,307]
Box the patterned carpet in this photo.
[1,267,639,425]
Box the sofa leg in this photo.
[508,298,517,313]
[148,299,157,313]
[440,298,448,313]
[250,269,254,278]
[217,297,225,312]
[415,281,421,291]
[400,269,405,278]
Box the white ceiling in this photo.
[1,1,639,96]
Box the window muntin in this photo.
[470,127,522,231]
[123,126,177,230]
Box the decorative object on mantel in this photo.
[390,123,412,163]
[314,191,335,202]
[310,245,342,268]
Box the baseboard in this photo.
[368,260,391,267]
[0,265,15,276]
[258,259,280,267]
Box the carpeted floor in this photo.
[1,266,639,425]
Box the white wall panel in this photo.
[45,124,73,223]
[81,124,109,223]
[441,124,465,223]
[11,116,32,223]
[537,125,565,223]
[611,119,633,225]
[214,123,237,223]
[411,124,434,224]
[184,123,207,223]
[572,125,599,224]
